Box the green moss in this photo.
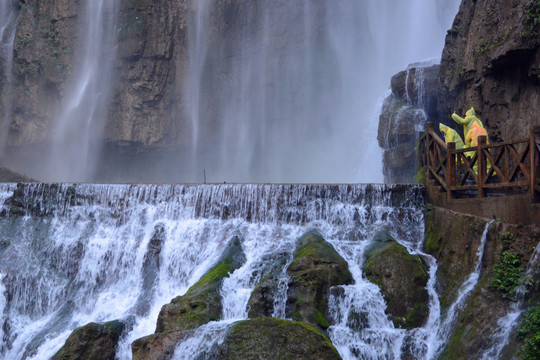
[219,318,341,359]
[316,308,330,329]
[415,167,426,184]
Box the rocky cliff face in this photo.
[1,0,190,150]
[439,0,540,142]
[379,0,540,183]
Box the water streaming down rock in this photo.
[0,0,19,158]
[480,241,540,360]
[46,0,119,182]
[0,183,426,359]
[430,220,495,358]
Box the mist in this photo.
[0,0,461,183]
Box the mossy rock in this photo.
[286,231,353,330]
[51,320,127,360]
[211,317,342,359]
[155,235,246,334]
[247,250,291,318]
[364,237,429,329]
[424,206,493,311]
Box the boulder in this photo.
[135,224,166,316]
[51,320,127,360]
[364,233,429,329]
[131,330,191,360]
[156,235,245,333]
[132,235,246,359]
[210,317,342,360]
[286,230,353,330]
[247,251,291,318]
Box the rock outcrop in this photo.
[377,64,440,183]
[364,231,429,329]
[51,320,129,360]
[439,0,540,143]
[131,235,246,359]
[209,317,342,360]
[286,231,354,330]
[425,205,540,358]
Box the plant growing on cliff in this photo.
[523,0,540,37]
[517,304,540,360]
[490,251,523,300]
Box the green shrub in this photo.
[490,251,523,300]
[518,304,540,360]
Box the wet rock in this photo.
[132,330,191,360]
[132,235,246,359]
[156,235,246,333]
[247,251,291,318]
[286,230,353,330]
[377,64,437,184]
[364,236,429,329]
[210,317,342,360]
[51,320,128,360]
[135,224,166,316]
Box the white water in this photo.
[0,183,426,359]
[45,0,119,182]
[0,0,18,157]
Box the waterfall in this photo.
[182,0,460,184]
[480,241,540,359]
[0,0,19,158]
[0,183,425,359]
[430,220,495,357]
[46,0,119,182]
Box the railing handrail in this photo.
[424,122,540,202]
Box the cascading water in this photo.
[46,0,119,182]
[429,220,495,358]
[480,241,540,359]
[0,0,19,158]
[182,0,460,183]
[0,183,427,359]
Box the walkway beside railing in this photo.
[423,122,540,202]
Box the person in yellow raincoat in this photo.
[451,107,484,147]
[466,121,489,147]
[465,121,493,176]
[440,123,474,158]
[439,123,465,148]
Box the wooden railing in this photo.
[424,122,540,201]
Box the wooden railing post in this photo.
[426,122,434,180]
[531,126,540,202]
[447,142,456,200]
[477,135,487,198]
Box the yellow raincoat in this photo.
[451,107,484,147]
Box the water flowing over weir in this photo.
[0,183,430,359]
